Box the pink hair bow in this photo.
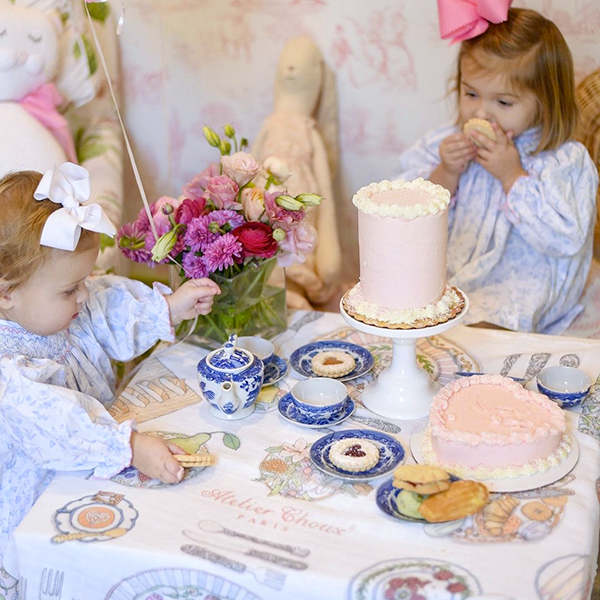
[34,162,117,251]
[437,0,512,44]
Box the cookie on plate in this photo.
[392,464,451,495]
[463,118,496,147]
[311,350,356,377]
[329,437,379,472]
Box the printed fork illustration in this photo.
[39,568,63,600]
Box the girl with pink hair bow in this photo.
[397,6,598,334]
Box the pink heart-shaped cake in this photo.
[423,374,570,479]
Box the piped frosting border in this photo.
[352,177,451,219]
[342,284,465,329]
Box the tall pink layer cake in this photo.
[422,374,571,479]
[342,178,464,329]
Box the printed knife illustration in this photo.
[183,529,309,569]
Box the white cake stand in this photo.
[340,292,469,420]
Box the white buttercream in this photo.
[344,284,462,327]
[352,178,451,219]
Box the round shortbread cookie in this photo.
[329,438,379,472]
[311,350,356,377]
[463,118,496,146]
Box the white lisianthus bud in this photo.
[272,228,286,241]
[261,156,293,183]
[296,193,322,207]
[151,229,178,262]
[202,126,221,148]
[276,194,303,211]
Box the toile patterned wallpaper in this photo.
[118,0,600,282]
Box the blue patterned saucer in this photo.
[278,393,355,428]
[290,341,374,381]
[309,429,405,482]
[263,355,289,386]
[376,476,460,523]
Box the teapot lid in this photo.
[207,334,253,372]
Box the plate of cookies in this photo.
[376,464,489,523]
[290,340,374,381]
[309,429,405,481]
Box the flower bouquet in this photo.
[117,125,321,346]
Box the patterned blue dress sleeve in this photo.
[76,275,176,362]
[503,142,598,256]
[1,356,133,478]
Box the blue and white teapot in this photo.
[197,334,264,420]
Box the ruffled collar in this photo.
[0,320,71,361]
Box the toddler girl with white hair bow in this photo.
[0,163,220,562]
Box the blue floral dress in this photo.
[397,126,599,333]
[0,276,175,561]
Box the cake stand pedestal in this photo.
[340,293,469,420]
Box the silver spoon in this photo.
[198,519,310,557]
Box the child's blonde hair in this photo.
[0,171,98,290]
[456,8,577,153]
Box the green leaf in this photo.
[85,0,110,22]
[81,34,98,75]
[222,433,240,450]
[99,233,115,251]
[73,40,82,61]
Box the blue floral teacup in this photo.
[536,366,591,408]
[290,377,348,422]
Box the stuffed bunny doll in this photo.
[0,3,72,175]
[253,36,342,309]
[0,0,124,272]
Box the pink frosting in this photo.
[430,374,565,444]
[357,190,448,310]
[428,374,567,475]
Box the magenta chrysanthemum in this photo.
[184,215,215,252]
[117,220,153,264]
[182,252,209,279]
[203,233,243,273]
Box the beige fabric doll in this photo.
[252,36,342,309]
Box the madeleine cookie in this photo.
[418,480,489,523]
[329,438,379,472]
[392,464,451,495]
[311,350,356,377]
[463,118,496,146]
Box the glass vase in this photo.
[173,257,288,348]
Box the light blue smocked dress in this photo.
[397,125,599,333]
[0,276,175,561]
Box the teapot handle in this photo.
[223,334,238,358]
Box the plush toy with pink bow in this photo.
[0,0,100,177]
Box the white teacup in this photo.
[237,336,275,365]
[291,377,348,421]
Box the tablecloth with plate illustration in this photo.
[3,311,600,600]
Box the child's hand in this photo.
[472,124,528,193]
[439,133,477,176]
[130,431,186,484]
[166,278,221,325]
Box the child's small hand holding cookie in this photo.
[130,431,186,484]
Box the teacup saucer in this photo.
[263,355,289,386]
[277,393,355,428]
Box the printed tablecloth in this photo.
[3,311,600,600]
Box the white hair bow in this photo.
[34,162,117,251]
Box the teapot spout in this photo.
[218,381,240,414]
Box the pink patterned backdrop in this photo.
[119,0,600,283]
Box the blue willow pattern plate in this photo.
[263,354,289,386]
[278,393,355,428]
[309,429,405,481]
[290,340,374,381]
[376,476,460,524]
